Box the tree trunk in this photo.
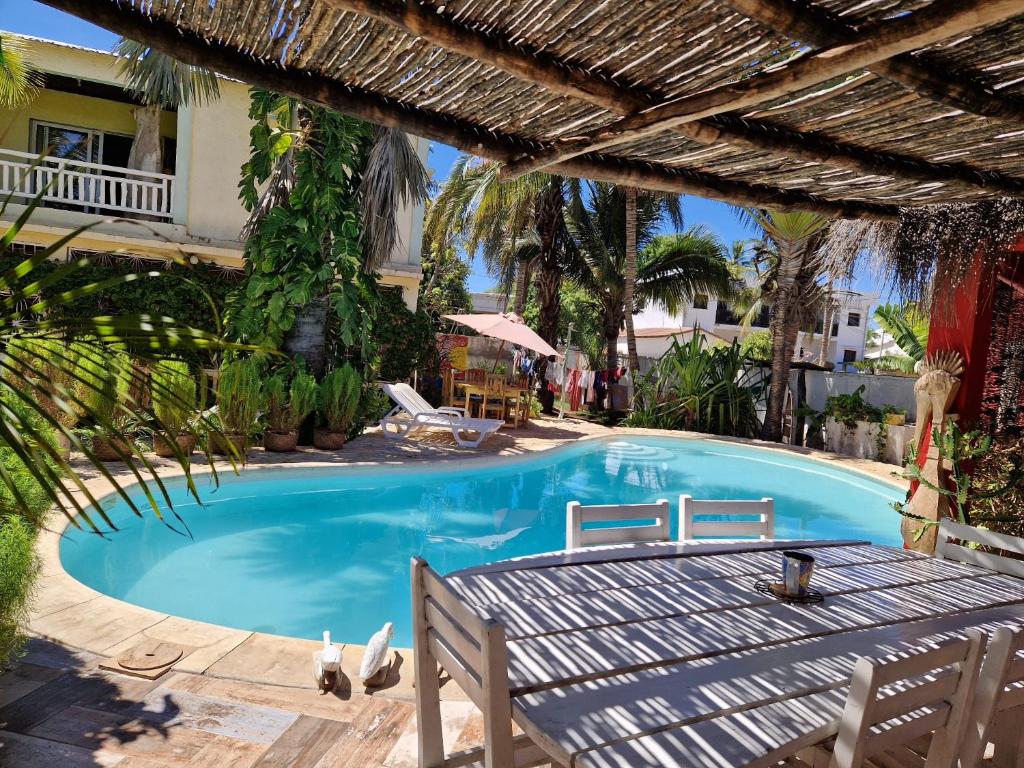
[818,281,835,367]
[604,303,621,375]
[513,258,532,315]
[624,186,640,374]
[761,247,802,442]
[128,103,163,173]
[534,180,564,348]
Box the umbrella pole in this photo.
[491,340,506,374]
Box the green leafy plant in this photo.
[265,369,318,433]
[893,420,1024,537]
[318,365,361,434]
[624,334,764,437]
[869,302,929,373]
[0,515,37,668]
[739,330,772,362]
[822,385,882,429]
[216,359,263,435]
[151,359,197,434]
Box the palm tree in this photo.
[114,39,220,173]
[0,33,41,109]
[424,157,570,342]
[870,302,929,372]
[566,182,732,373]
[622,186,684,373]
[742,209,832,442]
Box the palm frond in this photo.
[114,37,220,107]
[0,33,43,109]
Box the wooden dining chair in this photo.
[679,495,775,541]
[565,499,671,549]
[784,631,986,768]
[934,519,1024,578]
[411,558,553,768]
[961,625,1024,768]
[482,374,507,421]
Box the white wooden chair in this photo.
[411,558,553,768]
[679,495,775,541]
[962,625,1024,768]
[783,631,986,768]
[934,519,1024,579]
[565,499,671,550]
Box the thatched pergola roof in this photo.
[48,0,1024,220]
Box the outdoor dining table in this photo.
[445,539,1024,767]
[455,382,531,427]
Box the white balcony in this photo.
[0,149,174,221]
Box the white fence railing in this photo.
[0,149,174,220]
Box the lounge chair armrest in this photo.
[437,406,466,416]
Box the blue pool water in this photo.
[61,436,903,646]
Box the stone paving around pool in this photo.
[1,416,906,767]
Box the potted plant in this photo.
[213,358,263,455]
[151,359,198,458]
[76,349,136,462]
[314,365,360,450]
[264,369,318,452]
[883,405,907,426]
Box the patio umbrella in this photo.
[442,313,562,359]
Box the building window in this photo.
[692,293,708,310]
[842,349,857,363]
[847,312,861,327]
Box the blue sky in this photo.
[4,0,880,298]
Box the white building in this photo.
[469,292,508,314]
[630,287,878,370]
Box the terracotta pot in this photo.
[264,430,299,452]
[154,433,197,458]
[92,434,133,462]
[211,432,249,456]
[313,428,346,450]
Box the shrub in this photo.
[0,516,37,669]
[74,347,134,431]
[217,359,263,435]
[265,369,318,432]
[822,385,882,429]
[739,330,772,362]
[319,365,361,433]
[151,359,197,434]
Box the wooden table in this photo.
[446,539,1024,767]
[456,383,530,427]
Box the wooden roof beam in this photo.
[42,0,899,221]
[321,0,1024,196]
[502,0,1024,178]
[724,0,1024,124]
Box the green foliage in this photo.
[739,330,772,362]
[0,33,41,109]
[114,37,219,108]
[376,288,435,382]
[893,421,1023,535]
[75,348,134,432]
[217,359,263,435]
[822,385,882,429]
[624,335,764,437]
[970,435,1024,537]
[232,90,376,356]
[151,359,196,434]
[318,365,361,433]
[868,302,929,373]
[418,242,472,317]
[265,368,318,432]
[0,516,37,669]
[523,279,603,351]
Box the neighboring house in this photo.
[615,326,729,359]
[631,287,878,370]
[469,292,508,314]
[0,34,428,308]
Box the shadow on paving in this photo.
[0,637,180,767]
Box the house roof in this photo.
[49,0,1024,220]
[633,327,730,343]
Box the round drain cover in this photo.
[117,641,183,671]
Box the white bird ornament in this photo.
[312,630,343,694]
[359,622,394,687]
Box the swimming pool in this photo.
[60,436,903,647]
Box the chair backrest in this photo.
[831,631,986,768]
[961,625,1024,766]
[411,558,514,765]
[465,368,487,384]
[566,499,671,549]
[485,374,505,394]
[679,495,774,540]
[384,382,433,416]
[934,519,1024,578]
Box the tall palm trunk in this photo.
[513,258,532,315]
[623,186,640,373]
[128,103,162,173]
[534,180,563,347]
[762,245,802,442]
[818,280,835,367]
[604,302,622,374]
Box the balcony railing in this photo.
[0,149,174,221]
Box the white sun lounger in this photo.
[378,382,504,448]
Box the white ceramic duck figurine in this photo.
[312,630,342,694]
[359,622,394,686]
